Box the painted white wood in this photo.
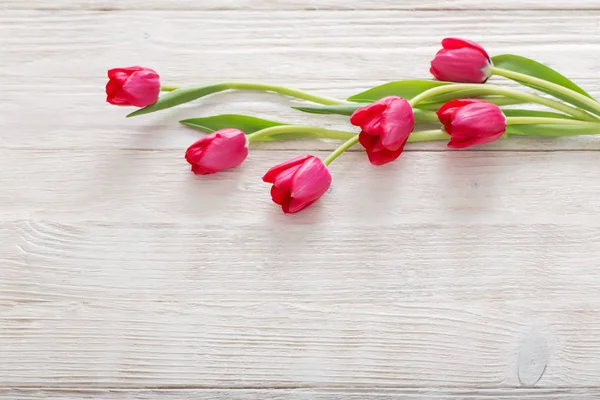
[2,217,600,387]
[1,150,600,387]
[3,0,600,393]
[2,150,600,223]
[2,10,600,150]
[4,0,600,10]
[3,389,600,399]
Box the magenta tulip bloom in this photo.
[350,96,415,166]
[185,129,249,174]
[262,155,332,214]
[437,99,507,149]
[106,66,161,107]
[430,38,492,83]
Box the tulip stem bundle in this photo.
[491,66,600,116]
[107,37,600,214]
[246,125,356,142]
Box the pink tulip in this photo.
[437,99,506,149]
[262,155,332,214]
[106,66,161,107]
[430,38,492,83]
[350,96,415,166]
[185,129,249,174]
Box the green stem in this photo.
[407,129,449,143]
[323,136,360,166]
[160,83,343,105]
[492,67,600,116]
[409,83,598,122]
[245,125,357,142]
[506,117,600,126]
[160,85,179,92]
[322,84,469,166]
[323,129,451,166]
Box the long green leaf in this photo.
[492,54,599,115]
[492,54,591,98]
[127,84,232,117]
[292,104,365,116]
[507,124,600,137]
[347,80,452,102]
[180,114,284,134]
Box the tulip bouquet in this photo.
[107,38,600,213]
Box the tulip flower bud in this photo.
[350,96,415,166]
[262,155,332,213]
[106,66,161,107]
[437,99,506,148]
[185,129,249,174]
[430,38,493,83]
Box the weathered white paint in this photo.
[3,389,600,400]
[2,11,600,150]
[2,0,600,398]
[4,0,600,10]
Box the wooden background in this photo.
[2,0,600,398]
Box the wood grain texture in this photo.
[4,0,600,10]
[2,10,600,150]
[2,218,600,387]
[4,389,600,399]
[3,0,600,393]
[2,150,600,223]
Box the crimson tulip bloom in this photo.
[350,96,415,166]
[185,129,249,175]
[106,66,161,107]
[437,99,506,149]
[430,38,492,83]
[262,155,332,214]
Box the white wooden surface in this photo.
[2,0,600,398]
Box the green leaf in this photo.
[492,54,591,98]
[180,114,285,134]
[128,84,233,117]
[292,103,365,116]
[347,80,452,102]
[506,124,600,137]
[492,54,600,115]
[502,109,574,119]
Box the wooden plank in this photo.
[3,388,600,399]
[4,0,600,10]
[2,218,600,387]
[2,10,600,150]
[1,149,600,223]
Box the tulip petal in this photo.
[379,98,414,150]
[270,185,290,206]
[364,145,406,166]
[262,154,312,183]
[436,99,483,130]
[350,102,386,127]
[441,37,489,58]
[287,198,317,214]
[289,157,332,202]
